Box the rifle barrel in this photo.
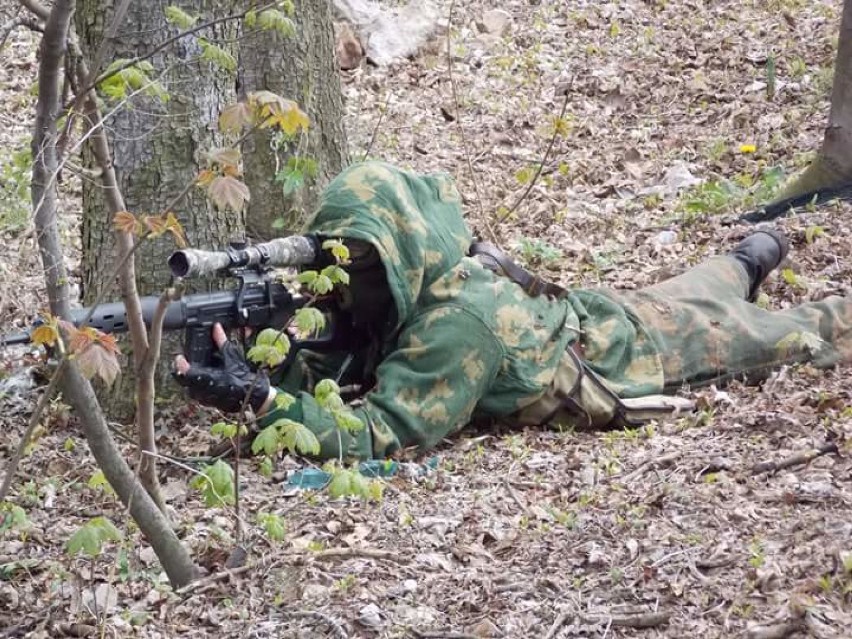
[0,332,32,346]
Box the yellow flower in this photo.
[739,144,757,154]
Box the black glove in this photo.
[173,339,271,414]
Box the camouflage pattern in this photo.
[170,236,317,278]
[259,162,852,460]
[614,256,852,388]
[260,162,580,459]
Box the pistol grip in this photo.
[185,326,215,367]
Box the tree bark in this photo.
[30,0,198,590]
[776,0,852,199]
[75,0,242,418]
[239,0,348,240]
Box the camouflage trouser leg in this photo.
[618,256,852,389]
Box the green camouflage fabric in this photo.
[259,162,852,460]
[613,256,852,388]
[260,161,586,459]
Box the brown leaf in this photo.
[218,101,254,135]
[95,331,120,356]
[221,163,241,178]
[113,211,140,235]
[207,175,250,211]
[144,214,167,237]
[76,343,121,387]
[68,326,97,354]
[206,147,241,167]
[196,169,216,187]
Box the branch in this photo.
[496,82,572,224]
[545,609,669,638]
[445,0,496,245]
[750,442,839,475]
[69,1,277,107]
[17,0,49,22]
[0,15,43,49]
[274,611,348,639]
[136,286,184,512]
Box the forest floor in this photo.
[2,0,852,637]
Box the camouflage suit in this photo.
[259,162,852,460]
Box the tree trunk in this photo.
[239,0,348,240]
[776,0,852,199]
[75,0,242,418]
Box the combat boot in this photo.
[729,229,790,301]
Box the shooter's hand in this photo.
[173,323,275,415]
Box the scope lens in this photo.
[168,251,190,277]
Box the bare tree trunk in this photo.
[75,0,242,419]
[239,0,348,240]
[776,0,852,199]
[30,0,198,590]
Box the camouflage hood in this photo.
[305,162,473,328]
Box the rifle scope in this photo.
[168,235,319,278]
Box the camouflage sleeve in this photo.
[259,307,503,459]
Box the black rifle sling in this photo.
[469,242,567,299]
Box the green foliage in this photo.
[678,166,785,221]
[293,307,326,336]
[322,239,351,264]
[251,418,321,457]
[257,512,286,541]
[0,502,30,537]
[780,267,806,291]
[275,156,318,198]
[804,225,827,244]
[99,59,169,102]
[67,517,122,557]
[775,331,824,357]
[274,392,297,411]
[748,539,766,569]
[517,237,562,268]
[164,6,197,29]
[211,421,247,439]
[191,460,235,507]
[254,9,296,37]
[247,328,291,368]
[258,456,274,478]
[198,38,237,73]
[87,470,116,497]
[325,465,383,501]
[0,146,31,232]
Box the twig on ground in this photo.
[502,478,530,515]
[750,442,839,475]
[611,451,680,484]
[277,611,348,639]
[592,611,670,628]
[543,611,571,639]
[409,631,477,639]
[745,620,805,639]
[546,610,670,636]
[310,547,404,562]
[176,563,253,595]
